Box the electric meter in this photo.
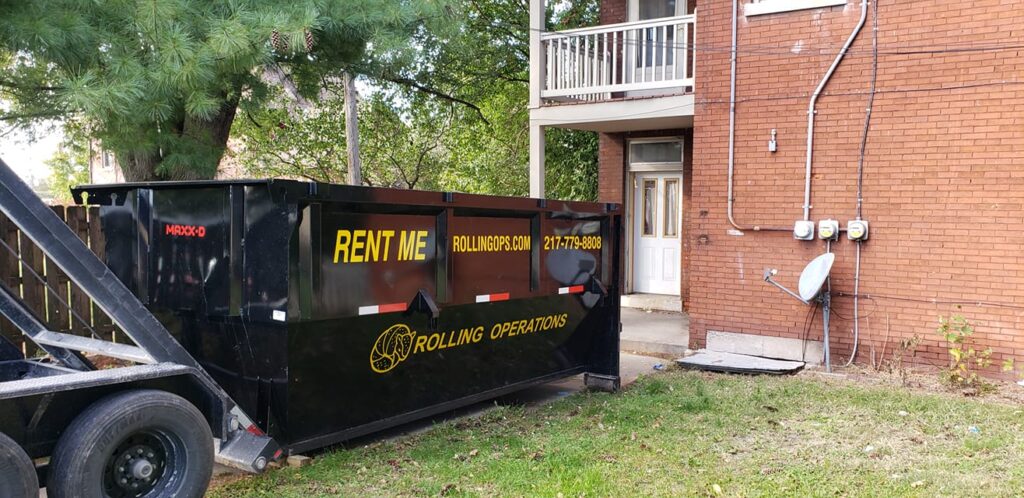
[818,219,839,240]
[847,219,869,241]
[793,220,815,241]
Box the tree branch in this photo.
[376,75,490,125]
[0,110,67,121]
[0,80,64,92]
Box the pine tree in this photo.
[0,0,448,180]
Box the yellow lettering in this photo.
[365,230,380,262]
[414,334,428,354]
[380,230,394,261]
[398,231,415,261]
[414,231,427,260]
[458,328,473,345]
[334,230,351,264]
[426,333,441,351]
[351,230,366,263]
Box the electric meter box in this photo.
[847,219,869,241]
[818,219,839,240]
[793,220,815,241]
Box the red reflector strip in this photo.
[559,285,585,295]
[246,424,265,436]
[475,292,510,303]
[358,302,408,316]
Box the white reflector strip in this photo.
[358,303,407,315]
[559,285,585,295]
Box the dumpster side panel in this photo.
[282,204,620,448]
[317,211,438,318]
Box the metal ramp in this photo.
[0,158,276,472]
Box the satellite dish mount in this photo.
[763,253,836,372]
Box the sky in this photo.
[0,125,61,184]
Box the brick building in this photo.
[529,0,1024,372]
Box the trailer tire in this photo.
[0,432,38,498]
[47,389,213,498]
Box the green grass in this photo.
[211,371,1024,497]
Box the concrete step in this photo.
[620,308,689,357]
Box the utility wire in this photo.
[834,292,1024,311]
[532,79,1024,125]
[533,27,1024,57]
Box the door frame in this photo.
[623,137,685,294]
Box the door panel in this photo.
[633,173,682,295]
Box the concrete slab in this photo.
[676,350,805,375]
[707,330,823,364]
[620,308,689,356]
[621,293,682,313]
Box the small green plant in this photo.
[937,314,994,393]
[1001,358,1024,382]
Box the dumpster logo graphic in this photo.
[370,324,417,373]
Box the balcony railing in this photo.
[540,14,696,102]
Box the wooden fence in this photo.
[0,206,124,357]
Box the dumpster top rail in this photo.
[73,180,620,216]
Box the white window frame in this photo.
[627,137,685,172]
[744,0,846,17]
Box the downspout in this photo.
[802,0,869,221]
[726,0,788,232]
[726,0,741,230]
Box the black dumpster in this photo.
[73,181,622,453]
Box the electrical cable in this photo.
[845,0,879,368]
[531,79,1024,125]
[834,291,1024,311]
[531,26,1024,57]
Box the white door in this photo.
[633,173,682,295]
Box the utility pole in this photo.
[343,71,362,186]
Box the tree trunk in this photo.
[117,150,162,182]
[344,71,362,186]
[117,97,239,182]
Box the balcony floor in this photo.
[529,92,694,133]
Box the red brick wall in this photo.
[597,133,625,203]
[600,0,627,25]
[688,0,1024,374]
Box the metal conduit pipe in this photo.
[802,0,869,221]
[726,0,788,232]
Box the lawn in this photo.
[211,370,1024,497]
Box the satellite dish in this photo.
[798,252,835,302]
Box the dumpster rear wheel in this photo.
[0,431,38,498]
[47,389,214,498]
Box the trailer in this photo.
[0,157,622,497]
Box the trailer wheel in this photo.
[0,432,38,498]
[47,390,213,498]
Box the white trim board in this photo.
[744,0,847,17]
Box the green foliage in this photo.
[1,0,449,180]
[232,85,451,190]
[937,314,994,392]
[231,0,599,200]
[363,0,599,200]
[45,124,91,202]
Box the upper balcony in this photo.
[528,2,696,134]
[539,14,696,103]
